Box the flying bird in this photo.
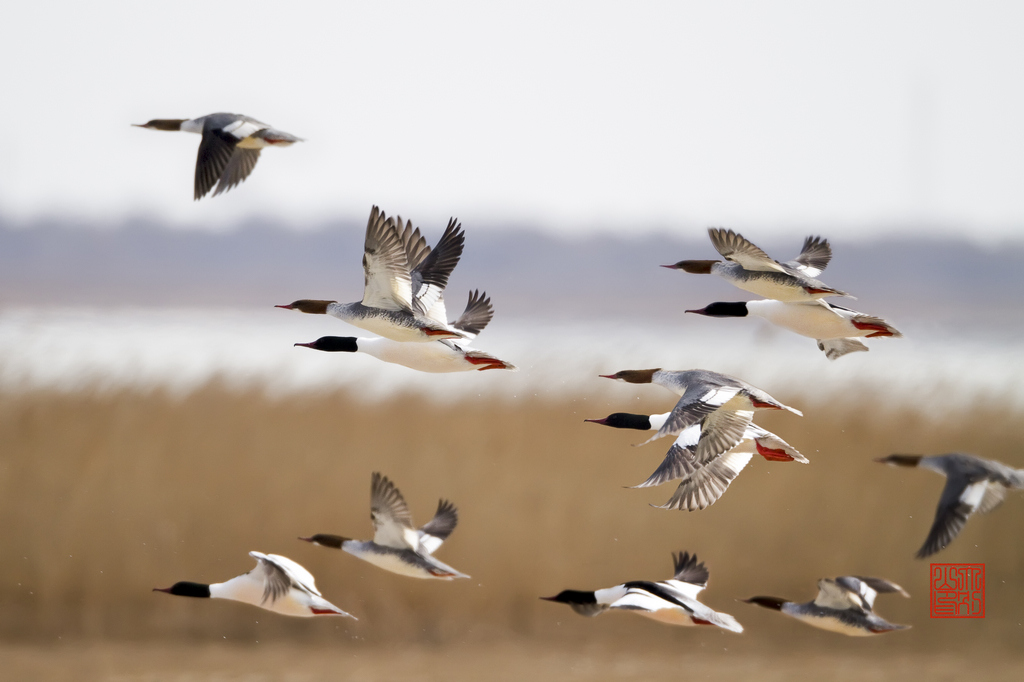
[133,113,302,199]
[153,551,354,618]
[662,228,851,301]
[744,576,909,636]
[598,369,801,457]
[541,551,743,632]
[300,472,469,580]
[277,206,469,343]
[686,299,901,360]
[876,453,1024,558]
[585,413,807,510]
[295,290,517,372]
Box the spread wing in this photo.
[628,430,701,489]
[211,148,261,197]
[418,499,459,554]
[916,476,985,558]
[361,207,414,311]
[693,406,754,464]
[784,235,832,277]
[670,551,709,588]
[370,472,417,549]
[398,217,432,274]
[451,290,494,339]
[845,576,908,609]
[194,129,238,200]
[641,385,742,445]
[410,218,465,318]
[708,228,788,273]
[652,450,753,511]
[977,482,1007,514]
[813,578,864,611]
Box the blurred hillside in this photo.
[2,218,1023,332]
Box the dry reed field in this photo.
[1,383,1023,680]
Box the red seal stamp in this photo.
[930,563,985,618]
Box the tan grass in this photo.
[0,384,1022,657]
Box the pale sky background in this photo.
[2,1,1023,240]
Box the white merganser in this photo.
[585,412,807,510]
[662,228,851,301]
[133,113,302,200]
[686,299,902,360]
[876,453,1024,558]
[745,576,909,636]
[300,472,469,580]
[295,290,517,372]
[153,551,354,618]
[276,206,468,342]
[541,551,743,632]
[598,369,802,464]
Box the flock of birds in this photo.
[138,112,1022,638]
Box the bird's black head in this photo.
[743,596,787,611]
[153,581,211,598]
[874,454,923,468]
[298,533,349,549]
[539,590,596,605]
[686,302,749,318]
[294,337,359,353]
[584,413,651,430]
[132,119,187,131]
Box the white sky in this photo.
[2,1,1023,239]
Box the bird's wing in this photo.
[451,290,494,339]
[642,385,743,445]
[409,218,464,318]
[708,228,788,273]
[194,129,239,200]
[670,551,709,589]
[652,450,753,511]
[609,588,679,613]
[784,235,832,277]
[221,117,269,140]
[618,583,743,633]
[916,476,987,559]
[846,576,909,609]
[361,208,414,311]
[370,472,417,549]
[813,578,865,611]
[628,434,700,489]
[693,406,754,465]
[977,482,1007,514]
[398,217,432,274]
[417,499,459,554]
[248,552,313,605]
[211,148,262,197]
[261,552,322,596]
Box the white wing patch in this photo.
[361,210,414,312]
[813,578,862,611]
[644,385,742,445]
[959,480,988,510]
[977,483,1007,514]
[260,552,321,596]
[222,119,267,140]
